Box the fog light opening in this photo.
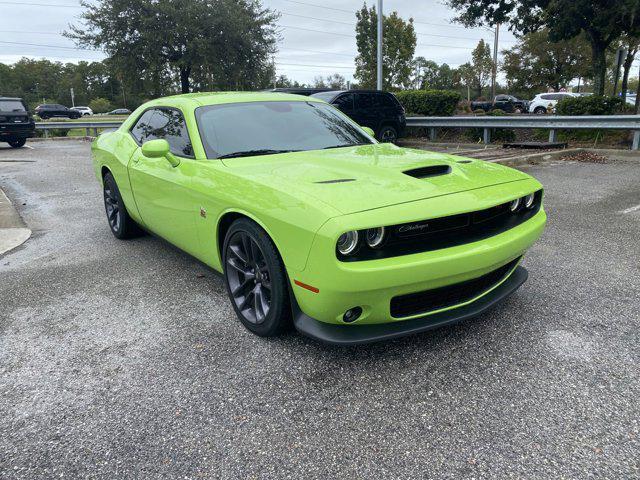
[343,307,363,323]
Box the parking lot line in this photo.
[621,203,640,214]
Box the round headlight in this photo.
[365,227,385,248]
[524,193,535,209]
[337,231,359,255]
[509,198,521,212]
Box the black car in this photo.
[471,95,529,114]
[0,97,35,148]
[311,90,406,142]
[35,103,81,120]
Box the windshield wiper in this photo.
[217,149,299,159]
[323,142,371,150]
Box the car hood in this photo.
[221,143,531,215]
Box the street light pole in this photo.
[491,23,499,98]
[377,0,383,90]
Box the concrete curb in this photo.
[0,188,31,256]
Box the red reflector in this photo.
[294,280,319,293]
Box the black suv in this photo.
[35,103,81,120]
[311,90,406,142]
[0,97,35,148]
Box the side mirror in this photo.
[361,126,375,137]
[141,139,180,167]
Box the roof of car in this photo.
[145,91,326,109]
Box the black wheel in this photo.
[534,107,547,114]
[514,107,523,114]
[102,172,139,239]
[223,218,291,337]
[377,125,398,143]
[8,138,26,148]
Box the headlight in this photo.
[524,193,535,209]
[365,227,385,248]
[509,198,521,212]
[337,231,359,255]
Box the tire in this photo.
[102,172,140,239]
[514,107,523,114]
[534,107,547,114]
[222,218,292,337]
[8,138,26,148]
[377,125,398,143]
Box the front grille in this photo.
[390,257,520,318]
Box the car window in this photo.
[356,93,376,110]
[311,92,339,102]
[540,94,554,100]
[0,100,26,112]
[131,108,193,157]
[376,94,396,108]
[195,101,372,159]
[333,93,354,109]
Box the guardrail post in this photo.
[429,128,437,142]
[92,128,98,137]
[483,128,491,145]
[633,131,640,151]
[548,129,557,143]
[85,127,90,137]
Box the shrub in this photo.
[472,108,486,115]
[89,97,113,114]
[467,109,515,142]
[395,89,461,116]
[555,95,622,116]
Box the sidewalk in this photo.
[0,188,31,256]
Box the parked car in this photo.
[625,94,637,106]
[528,92,578,114]
[0,97,35,148]
[471,95,529,113]
[92,92,546,344]
[311,90,406,142]
[34,103,81,120]
[107,108,131,115]
[71,106,93,116]
[266,87,335,96]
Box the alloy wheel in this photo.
[226,232,272,324]
[381,128,397,143]
[103,183,120,232]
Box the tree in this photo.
[313,74,347,89]
[460,40,494,98]
[354,4,417,89]
[502,30,591,97]
[446,0,640,95]
[619,36,640,104]
[66,0,279,94]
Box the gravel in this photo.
[1,140,639,479]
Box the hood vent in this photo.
[403,165,451,179]
[315,178,356,184]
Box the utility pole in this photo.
[491,23,499,99]
[377,0,383,91]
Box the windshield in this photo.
[195,101,373,159]
[0,100,26,112]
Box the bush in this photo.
[472,108,486,115]
[395,89,461,116]
[555,95,622,115]
[467,109,515,142]
[89,97,113,114]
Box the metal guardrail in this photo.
[406,115,640,150]
[36,121,123,138]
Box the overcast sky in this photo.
[0,0,518,84]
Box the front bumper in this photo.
[293,265,528,345]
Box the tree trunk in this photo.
[590,42,607,96]
[635,66,640,113]
[180,66,191,94]
[621,48,637,105]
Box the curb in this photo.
[0,188,31,256]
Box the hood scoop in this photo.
[403,165,452,179]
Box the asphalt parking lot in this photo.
[1,140,639,479]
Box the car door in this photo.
[354,93,378,131]
[127,107,201,255]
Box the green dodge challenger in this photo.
[92,92,546,345]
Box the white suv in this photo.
[71,106,93,116]
[528,92,578,114]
